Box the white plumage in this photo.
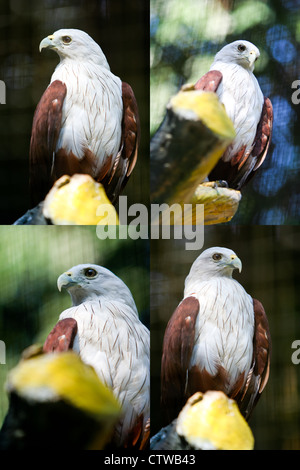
[42,29,123,175]
[56,264,150,447]
[184,248,254,392]
[209,40,264,162]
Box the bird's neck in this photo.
[211,60,254,76]
[69,290,102,306]
[185,271,233,291]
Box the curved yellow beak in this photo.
[249,49,259,68]
[39,35,55,52]
[229,254,242,273]
[57,272,75,291]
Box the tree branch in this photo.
[150,87,241,224]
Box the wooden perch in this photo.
[14,174,119,225]
[191,182,241,225]
[13,202,48,225]
[151,87,241,224]
[0,348,121,450]
[43,174,119,225]
[150,391,254,451]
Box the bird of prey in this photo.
[161,247,271,425]
[43,264,150,449]
[195,40,273,189]
[29,29,139,207]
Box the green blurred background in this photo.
[0,226,149,427]
[151,0,300,224]
[151,225,300,450]
[0,0,149,223]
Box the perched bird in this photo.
[195,40,273,189]
[43,264,150,448]
[161,247,271,425]
[0,349,121,450]
[29,29,139,207]
[151,391,254,450]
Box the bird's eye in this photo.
[84,268,97,278]
[212,253,222,261]
[62,36,72,44]
[237,44,246,52]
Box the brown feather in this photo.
[53,148,99,179]
[187,365,246,405]
[235,298,271,420]
[252,97,273,171]
[43,318,78,353]
[161,296,199,424]
[231,145,247,167]
[209,96,273,189]
[252,298,271,391]
[103,81,140,203]
[121,82,140,177]
[140,417,151,450]
[230,372,246,399]
[194,70,223,92]
[187,364,230,396]
[29,80,67,207]
[121,414,149,450]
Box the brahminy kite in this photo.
[43,264,150,449]
[161,247,271,424]
[194,40,273,189]
[29,29,139,206]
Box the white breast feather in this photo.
[185,277,254,392]
[59,299,150,443]
[209,61,264,161]
[51,60,123,175]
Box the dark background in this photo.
[0,0,150,223]
[151,0,300,224]
[151,225,300,450]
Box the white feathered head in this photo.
[212,40,260,72]
[185,247,242,286]
[57,264,138,312]
[39,28,110,69]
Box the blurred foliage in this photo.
[0,0,149,223]
[151,0,300,224]
[0,226,149,426]
[151,225,300,449]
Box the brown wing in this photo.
[29,80,67,207]
[161,296,199,425]
[122,415,150,450]
[209,96,273,189]
[43,318,78,353]
[194,70,223,92]
[103,81,140,204]
[236,298,271,420]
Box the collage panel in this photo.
[0,226,150,449]
[0,0,149,224]
[150,0,299,225]
[151,226,300,450]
